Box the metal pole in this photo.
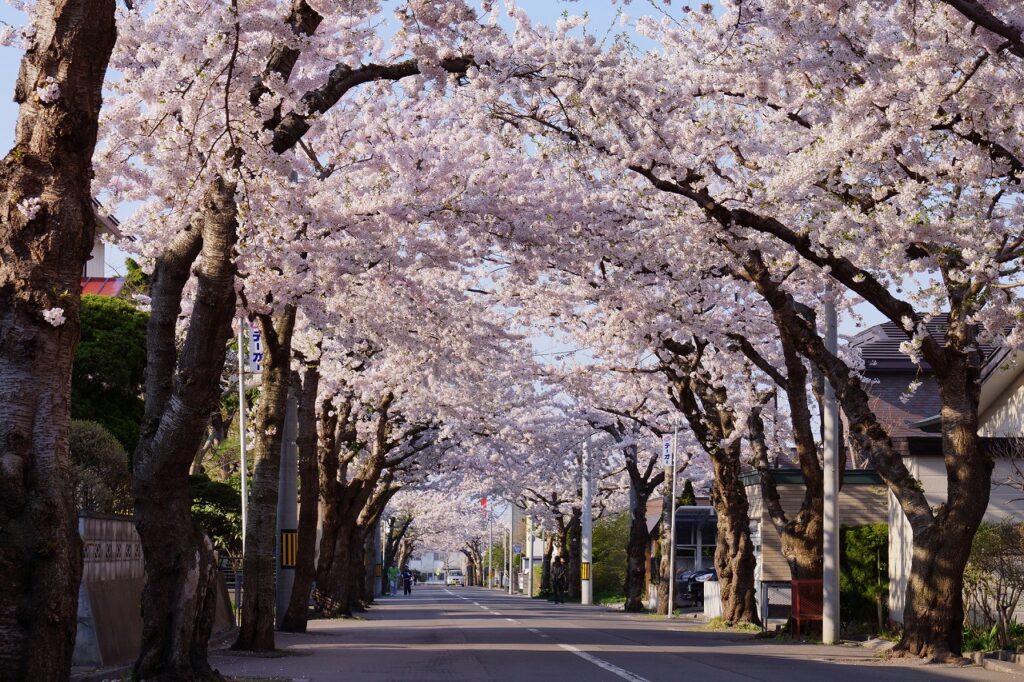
[274,388,299,628]
[488,512,493,588]
[527,518,534,598]
[509,505,515,595]
[667,427,679,619]
[823,297,841,644]
[237,323,248,557]
[581,438,593,605]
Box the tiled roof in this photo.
[82,277,124,297]
[851,314,998,371]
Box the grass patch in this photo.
[702,617,761,632]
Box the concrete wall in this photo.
[888,457,1024,623]
[73,513,235,667]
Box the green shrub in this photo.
[70,420,132,514]
[840,523,888,630]
[72,295,148,451]
[593,512,630,601]
[189,474,242,556]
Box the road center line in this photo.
[557,644,651,682]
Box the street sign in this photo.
[249,324,264,373]
[512,544,522,555]
[662,434,673,465]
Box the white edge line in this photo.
[557,643,651,682]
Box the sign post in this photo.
[666,429,679,619]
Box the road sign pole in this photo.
[581,438,593,606]
[488,512,493,588]
[237,323,248,557]
[823,297,841,644]
[667,428,679,619]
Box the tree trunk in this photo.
[280,364,320,632]
[133,175,239,681]
[540,535,554,596]
[624,487,653,612]
[710,444,760,625]
[235,307,297,651]
[659,485,675,614]
[567,507,582,601]
[898,354,988,659]
[0,3,115,679]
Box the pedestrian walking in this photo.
[387,565,400,595]
[551,556,567,604]
[401,566,414,595]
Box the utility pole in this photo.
[237,323,248,556]
[509,504,515,595]
[822,297,841,644]
[581,438,593,606]
[527,517,534,598]
[667,428,679,619]
[274,388,298,628]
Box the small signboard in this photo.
[512,544,522,555]
[280,529,297,568]
[249,324,264,373]
[662,434,673,465]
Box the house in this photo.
[850,320,1024,623]
[743,469,888,585]
[82,199,125,297]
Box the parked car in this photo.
[675,568,716,606]
[445,569,465,586]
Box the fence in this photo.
[759,581,792,631]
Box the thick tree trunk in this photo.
[710,445,760,625]
[0,3,115,679]
[280,364,320,632]
[133,175,239,681]
[656,502,672,615]
[235,307,297,651]
[566,507,582,601]
[540,535,554,595]
[899,355,988,659]
[624,488,653,612]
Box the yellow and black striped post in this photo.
[280,529,298,568]
[580,562,592,581]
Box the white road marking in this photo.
[505,618,516,623]
[527,628,540,634]
[557,644,651,682]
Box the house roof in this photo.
[82,277,125,297]
[851,314,999,372]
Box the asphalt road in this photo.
[210,584,1005,681]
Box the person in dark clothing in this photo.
[551,557,567,604]
[401,567,414,595]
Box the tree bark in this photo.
[280,364,320,632]
[709,443,760,625]
[0,3,115,679]
[235,307,297,651]
[661,338,760,625]
[540,534,553,596]
[656,484,673,615]
[133,175,240,681]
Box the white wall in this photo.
[888,457,1024,622]
[84,241,105,278]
